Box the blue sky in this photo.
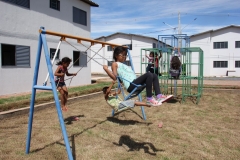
[90,0,240,39]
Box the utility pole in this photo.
[178,11,182,47]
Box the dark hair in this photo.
[171,56,181,70]
[113,46,127,61]
[56,57,72,65]
[102,86,109,94]
[150,52,154,56]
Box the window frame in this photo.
[50,48,60,60]
[153,43,156,48]
[107,46,113,51]
[213,61,228,68]
[73,51,87,67]
[235,61,240,68]
[1,43,30,67]
[213,42,228,49]
[108,61,114,66]
[50,0,60,11]
[2,0,30,8]
[235,41,240,48]
[73,6,87,26]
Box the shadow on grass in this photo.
[113,135,164,155]
[165,98,180,104]
[31,118,108,158]
[107,117,152,126]
[64,115,85,125]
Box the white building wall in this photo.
[190,33,211,76]
[191,27,240,77]
[0,0,93,96]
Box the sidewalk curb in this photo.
[0,91,102,120]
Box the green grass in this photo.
[0,81,110,112]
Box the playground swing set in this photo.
[26,27,147,160]
[26,28,203,160]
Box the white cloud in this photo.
[91,0,240,38]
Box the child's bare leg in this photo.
[58,87,67,111]
[62,86,68,110]
[134,101,151,107]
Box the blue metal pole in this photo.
[41,29,73,160]
[26,33,42,154]
[128,49,146,120]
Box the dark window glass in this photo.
[108,61,114,66]
[107,46,113,51]
[2,44,15,66]
[235,61,240,68]
[213,42,228,49]
[235,41,240,48]
[213,61,228,68]
[50,0,60,11]
[2,0,30,8]
[73,51,87,67]
[153,43,156,48]
[50,48,60,60]
[1,44,30,66]
[73,7,87,26]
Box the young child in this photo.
[149,52,160,75]
[103,46,173,106]
[145,52,154,72]
[103,81,160,112]
[54,57,77,111]
[170,47,182,79]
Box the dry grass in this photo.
[0,89,240,160]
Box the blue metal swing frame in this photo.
[25,27,74,160]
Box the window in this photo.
[108,61,114,66]
[50,48,60,60]
[1,44,30,67]
[235,61,240,68]
[236,41,240,48]
[123,60,131,66]
[2,0,30,8]
[213,61,228,68]
[123,44,132,50]
[50,0,60,11]
[73,51,87,67]
[73,7,87,26]
[213,42,228,49]
[153,43,156,48]
[107,46,113,51]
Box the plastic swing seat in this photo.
[117,76,146,100]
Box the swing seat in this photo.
[126,84,146,100]
[117,77,146,100]
[110,77,146,118]
[169,68,180,79]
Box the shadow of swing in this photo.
[31,115,154,158]
[107,117,152,126]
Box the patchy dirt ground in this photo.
[0,89,240,160]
